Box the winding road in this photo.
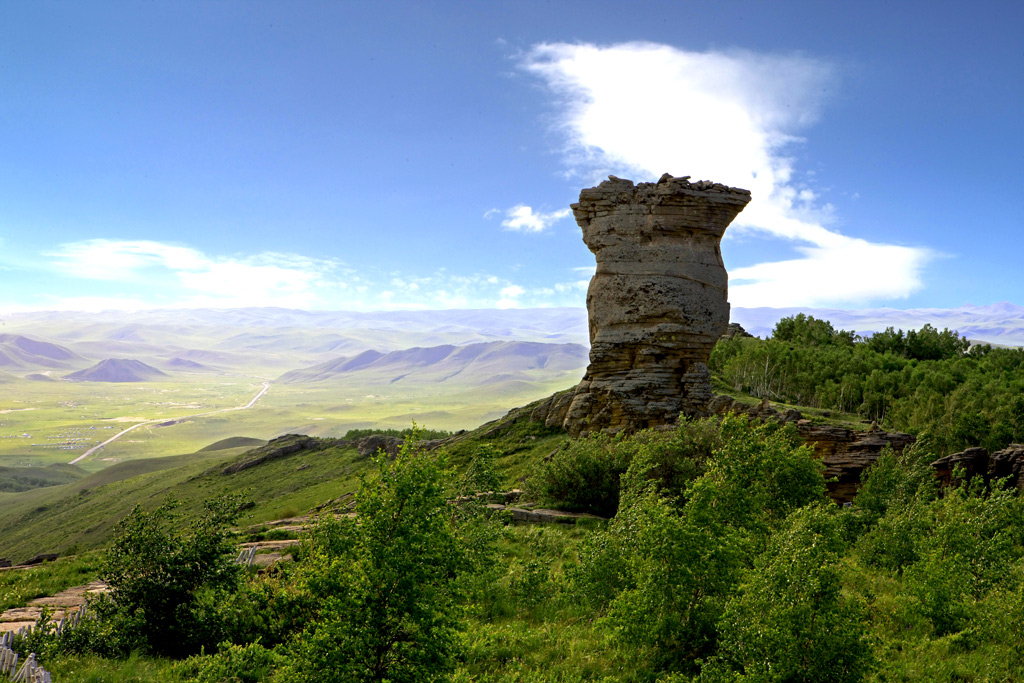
[68,382,270,465]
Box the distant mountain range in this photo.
[0,333,84,369]
[0,303,1021,382]
[278,341,588,386]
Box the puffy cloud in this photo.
[521,41,933,306]
[497,284,525,309]
[500,205,572,233]
[34,239,587,312]
[47,239,338,308]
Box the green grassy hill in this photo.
[0,389,574,564]
[0,437,366,563]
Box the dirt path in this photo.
[0,580,107,633]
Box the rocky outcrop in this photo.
[797,423,916,503]
[709,395,915,503]
[221,435,320,475]
[486,504,607,525]
[931,444,1024,489]
[528,389,575,430]
[563,174,752,436]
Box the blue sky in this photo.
[1,0,1021,313]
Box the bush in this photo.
[276,438,465,683]
[684,417,826,550]
[526,433,631,517]
[904,481,1024,635]
[704,504,873,683]
[97,496,246,658]
[527,418,722,517]
[602,455,742,671]
[176,641,284,683]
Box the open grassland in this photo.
[0,369,579,471]
[0,394,573,563]
[0,378,266,468]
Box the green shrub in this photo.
[176,641,284,683]
[97,495,245,658]
[276,439,465,683]
[853,441,938,524]
[526,433,631,517]
[904,481,1024,635]
[704,504,873,683]
[527,418,722,517]
[684,417,826,550]
[602,457,742,671]
[218,568,312,649]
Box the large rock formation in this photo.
[562,174,752,436]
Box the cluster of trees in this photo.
[524,418,1024,681]
[711,314,1024,453]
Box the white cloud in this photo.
[47,239,338,308]
[730,239,934,307]
[555,280,590,293]
[522,41,933,307]
[27,239,589,313]
[500,205,572,233]
[497,284,525,309]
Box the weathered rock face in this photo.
[562,174,752,436]
[932,444,1024,489]
[797,423,916,504]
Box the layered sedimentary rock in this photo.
[931,444,1024,489]
[562,174,752,436]
[797,423,916,504]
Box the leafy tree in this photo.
[904,479,1024,635]
[601,455,742,671]
[527,419,721,517]
[278,438,465,683]
[96,496,245,657]
[904,323,969,361]
[703,504,873,683]
[773,313,856,347]
[683,417,826,549]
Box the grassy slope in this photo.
[0,382,576,563]
[0,439,366,563]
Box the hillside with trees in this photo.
[2,317,1023,682]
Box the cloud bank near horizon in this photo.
[521,41,934,307]
[6,238,587,314]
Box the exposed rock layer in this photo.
[931,444,1024,489]
[563,174,751,436]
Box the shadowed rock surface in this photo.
[798,423,916,503]
[932,443,1024,489]
[562,174,751,436]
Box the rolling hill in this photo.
[0,333,84,370]
[65,358,168,382]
